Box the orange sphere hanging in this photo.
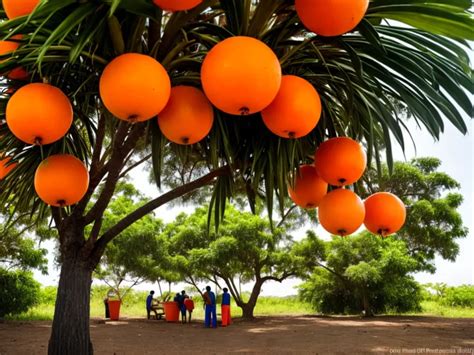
[99,53,171,122]
[201,36,281,116]
[2,0,40,19]
[364,192,406,236]
[262,75,321,138]
[158,86,214,145]
[314,137,367,186]
[295,0,369,37]
[288,165,328,209]
[318,188,365,236]
[6,83,73,145]
[0,157,17,179]
[0,35,29,80]
[152,0,202,11]
[34,154,89,207]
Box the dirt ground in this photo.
[0,316,473,354]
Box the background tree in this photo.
[0,1,471,353]
[94,183,165,300]
[299,232,422,316]
[165,205,321,319]
[0,211,50,273]
[0,267,41,319]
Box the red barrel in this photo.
[108,300,121,321]
[163,301,179,322]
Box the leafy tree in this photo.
[0,1,471,353]
[301,157,467,316]
[166,206,317,319]
[0,267,41,318]
[361,157,468,272]
[93,183,165,300]
[299,232,422,316]
[0,213,49,273]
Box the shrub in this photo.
[442,285,474,308]
[0,268,41,318]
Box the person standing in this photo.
[203,285,217,328]
[184,296,195,323]
[179,290,188,324]
[221,287,232,327]
[146,290,155,320]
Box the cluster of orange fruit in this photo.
[288,137,406,237]
[1,0,375,211]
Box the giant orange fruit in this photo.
[34,154,89,207]
[152,0,202,11]
[0,35,28,80]
[99,53,171,122]
[288,165,328,209]
[6,83,73,145]
[201,36,281,116]
[295,0,369,37]
[318,188,365,236]
[158,86,214,145]
[262,75,321,138]
[364,192,406,236]
[314,137,366,186]
[0,157,17,179]
[2,0,40,19]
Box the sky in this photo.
[34,117,474,297]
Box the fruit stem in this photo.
[337,229,347,236]
[239,107,250,116]
[127,114,139,123]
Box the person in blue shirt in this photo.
[202,285,217,328]
[146,290,155,320]
[221,287,232,326]
[178,290,188,324]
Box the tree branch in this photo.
[91,165,231,261]
[118,154,152,179]
[84,123,145,225]
[276,204,297,228]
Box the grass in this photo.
[5,287,474,321]
[414,301,474,318]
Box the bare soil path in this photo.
[0,316,473,354]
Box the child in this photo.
[184,296,195,323]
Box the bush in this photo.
[442,285,474,308]
[0,268,41,318]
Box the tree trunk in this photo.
[239,279,264,320]
[48,252,94,355]
[361,288,374,317]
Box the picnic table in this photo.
[150,300,165,320]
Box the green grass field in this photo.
[6,286,474,321]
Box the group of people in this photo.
[202,286,232,328]
[145,286,232,327]
[173,290,195,323]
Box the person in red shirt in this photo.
[184,296,195,323]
